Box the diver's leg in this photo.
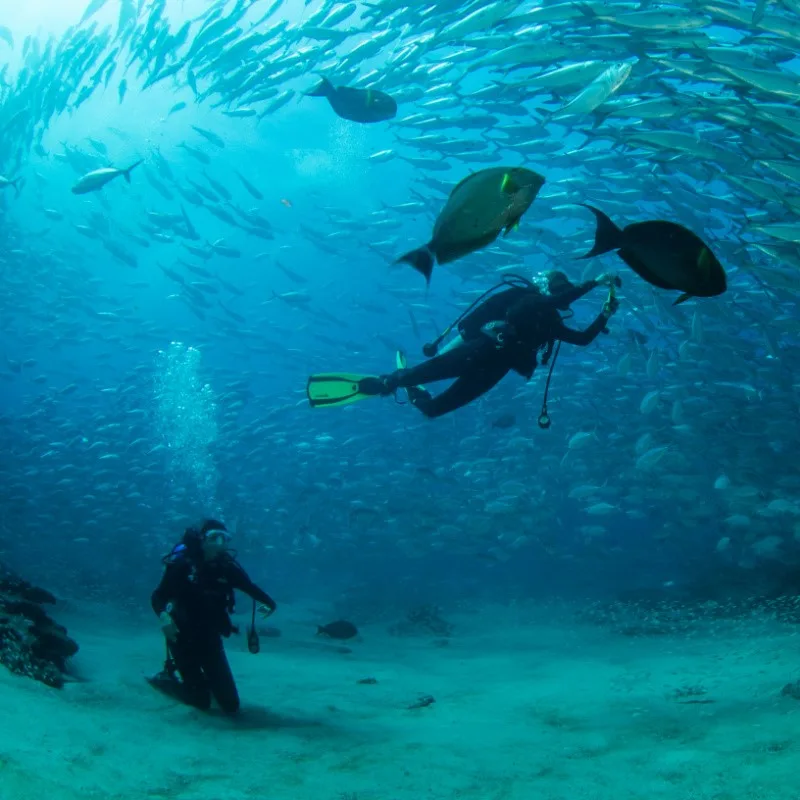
[200,637,240,714]
[390,339,493,389]
[165,636,212,710]
[410,362,511,418]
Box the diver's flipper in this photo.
[395,350,427,395]
[307,373,387,408]
[146,671,187,702]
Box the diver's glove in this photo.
[257,603,275,619]
[596,273,621,289]
[603,296,620,317]
[159,610,179,642]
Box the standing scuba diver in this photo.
[306,270,620,425]
[148,519,277,714]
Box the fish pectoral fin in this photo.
[696,247,711,275]
[500,172,518,194]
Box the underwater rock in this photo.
[407,694,435,710]
[0,563,78,688]
[780,681,800,701]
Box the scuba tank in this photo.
[422,274,535,357]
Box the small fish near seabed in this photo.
[71,161,143,194]
[579,204,727,305]
[306,77,397,123]
[316,619,359,640]
[397,167,545,284]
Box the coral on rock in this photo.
[0,563,79,688]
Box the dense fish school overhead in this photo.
[1,0,799,575]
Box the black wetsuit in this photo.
[385,280,610,418]
[151,552,276,713]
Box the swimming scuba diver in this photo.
[307,270,620,425]
[148,519,277,714]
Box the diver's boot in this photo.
[360,368,411,397]
[148,669,179,691]
[358,376,394,396]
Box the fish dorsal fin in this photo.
[450,171,484,196]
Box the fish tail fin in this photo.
[396,245,434,285]
[589,110,611,130]
[123,160,143,182]
[11,177,21,197]
[307,77,333,97]
[579,204,623,258]
[533,106,554,127]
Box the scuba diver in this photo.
[148,519,277,714]
[307,270,620,426]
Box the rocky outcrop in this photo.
[0,564,78,688]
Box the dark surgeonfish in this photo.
[307,77,397,123]
[316,620,358,640]
[579,204,727,305]
[397,167,546,284]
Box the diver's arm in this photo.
[151,567,179,616]
[227,561,277,610]
[536,273,621,310]
[503,281,597,328]
[549,279,599,307]
[556,309,611,347]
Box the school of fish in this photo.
[1,0,799,586]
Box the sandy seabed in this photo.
[1,599,799,800]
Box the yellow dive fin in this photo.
[395,350,426,393]
[306,373,381,408]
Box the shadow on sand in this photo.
[204,704,342,735]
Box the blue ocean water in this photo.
[2,1,800,797]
